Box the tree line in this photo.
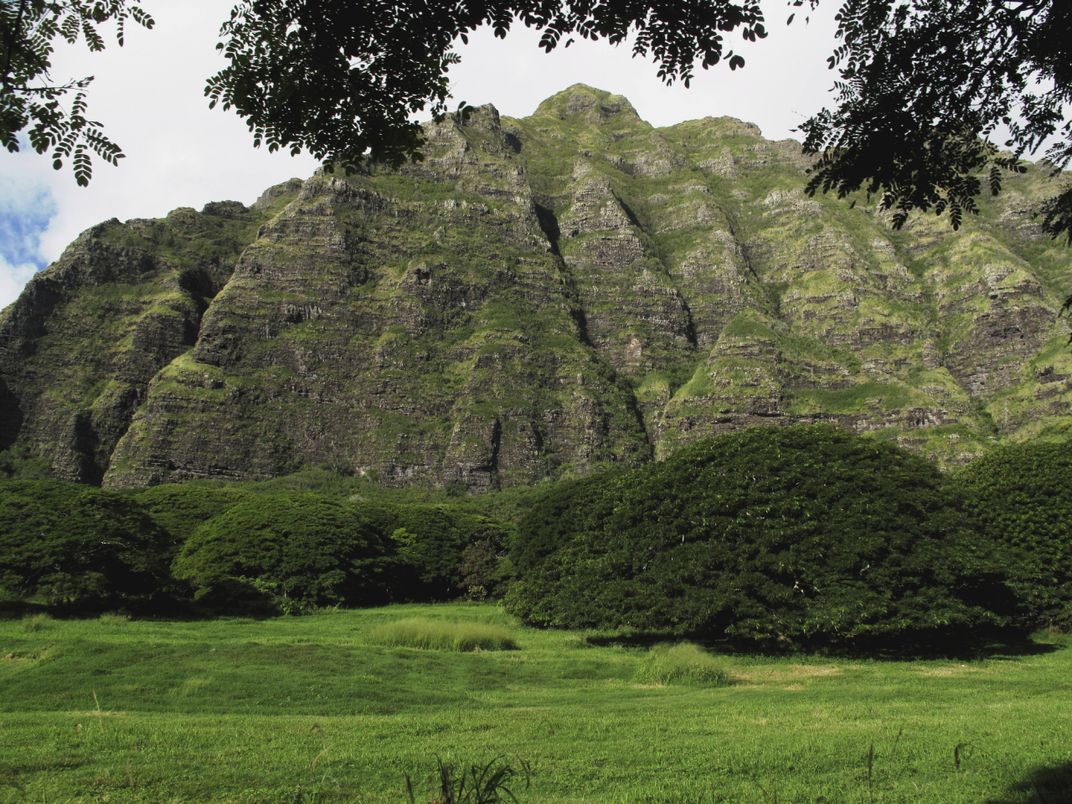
[1,425,1068,651]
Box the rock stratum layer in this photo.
[2,85,1070,489]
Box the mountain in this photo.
[1,85,1069,490]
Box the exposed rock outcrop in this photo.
[1,84,1068,489]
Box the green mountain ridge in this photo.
[1,84,1069,489]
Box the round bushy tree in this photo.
[506,426,1013,647]
[174,493,390,611]
[956,440,1072,629]
[0,480,170,608]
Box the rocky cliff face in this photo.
[2,85,1069,489]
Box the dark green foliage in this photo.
[173,493,390,612]
[364,503,513,601]
[449,513,513,599]
[458,536,512,600]
[956,440,1072,629]
[0,446,52,480]
[800,0,1071,240]
[131,482,251,550]
[0,0,154,184]
[128,483,254,605]
[509,471,625,577]
[0,480,169,608]
[507,425,1012,646]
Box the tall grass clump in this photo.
[371,617,518,652]
[633,643,730,686]
[96,612,130,626]
[20,613,54,633]
[405,755,532,803]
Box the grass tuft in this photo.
[405,755,532,803]
[633,643,730,686]
[371,617,518,652]
[21,613,54,633]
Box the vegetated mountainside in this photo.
[1,85,1069,490]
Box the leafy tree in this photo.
[173,492,391,612]
[0,0,154,184]
[458,534,512,600]
[799,0,1072,240]
[506,426,1016,647]
[365,502,512,600]
[955,440,1072,629]
[206,0,1072,243]
[130,482,251,551]
[0,479,170,608]
[2,1,766,179]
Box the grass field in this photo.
[2,602,1071,802]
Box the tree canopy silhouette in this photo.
[0,0,154,185]
[205,0,766,169]
[798,0,1072,242]
[2,0,1069,242]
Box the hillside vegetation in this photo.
[1,85,1069,490]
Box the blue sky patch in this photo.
[0,181,57,269]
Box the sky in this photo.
[0,0,841,308]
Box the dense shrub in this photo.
[0,446,52,480]
[173,493,391,611]
[458,533,514,600]
[363,503,513,600]
[506,426,1014,647]
[956,440,1072,629]
[0,480,170,608]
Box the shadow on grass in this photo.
[0,594,409,623]
[0,758,86,795]
[585,627,1061,660]
[0,598,279,622]
[986,762,1072,803]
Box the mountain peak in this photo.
[533,84,640,122]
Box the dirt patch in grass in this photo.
[915,664,982,677]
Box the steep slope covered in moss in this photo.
[1,85,1068,489]
[0,183,300,482]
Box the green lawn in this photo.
[1,603,1070,801]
